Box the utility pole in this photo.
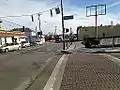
[38,13,42,39]
[95,6,98,39]
[54,26,57,35]
[61,0,65,50]
[70,27,72,34]
[38,13,42,43]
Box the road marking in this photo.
[99,54,120,66]
[53,54,69,90]
[14,56,54,90]
[43,54,68,90]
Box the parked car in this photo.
[36,41,42,45]
[21,41,30,48]
[30,41,37,46]
[0,43,21,53]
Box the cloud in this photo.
[0,0,120,34]
[107,0,120,8]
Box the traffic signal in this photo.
[50,9,53,17]
[0,20,2,23]
[31,15,34,22]
[66,28,69,33]
[55,7,60,14]
[38,31,42,35]
[22,26,25,32]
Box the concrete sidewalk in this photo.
[60,53,120,90]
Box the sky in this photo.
[0,0,120,34]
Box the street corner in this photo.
[60,44,76,54]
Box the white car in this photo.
[21,41,30,48]
[36,41,42,45]
[0,43,21,52]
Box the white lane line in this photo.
[43,54,68,90]
[53,55,69,90]
[99,54,120,66]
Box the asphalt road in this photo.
[0,42,63,90]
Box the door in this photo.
[8,43,14,51]
[14,43,19,50]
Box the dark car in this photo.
[30,41,37,46]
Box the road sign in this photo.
[63,15,74,20]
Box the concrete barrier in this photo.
[99,37,120,47]
[100,38,113,46]
[115,38,120,45]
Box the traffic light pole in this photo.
[61,0,65,50]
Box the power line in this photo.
[2,19,22,27]
[0,4,61,18]
[1,19,36,32]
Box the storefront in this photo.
[0,31,26,46]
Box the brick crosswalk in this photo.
[60,53,120,90]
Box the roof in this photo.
[0,31,25,37]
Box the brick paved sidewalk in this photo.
[60,53,120,90]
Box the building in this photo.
[0,26,45,46]
[25,29,45,44]
[77,25,120,41]
[0,30,26,46]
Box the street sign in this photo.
[63,15,74,20]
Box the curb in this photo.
[60,44,76,54]
[43,54,69,90]
[99,54,120,67]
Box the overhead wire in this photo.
[2,19,22,27]
[0,4,61,18]
[0,4,61,34]
[1,19,36,32]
